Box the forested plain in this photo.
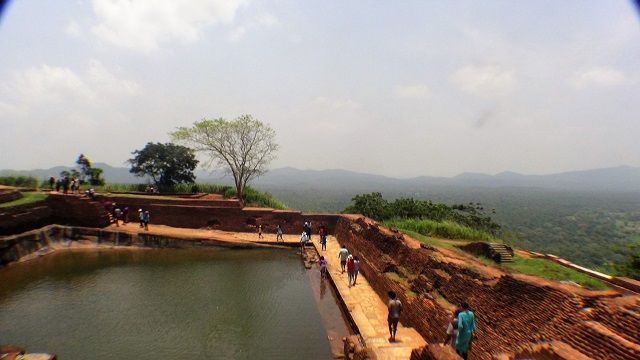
[261,185,640,271]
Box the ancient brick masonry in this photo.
[333,216,640,360]
[0,188,22,204]
[0,201,52,235]
[92,195,340,234]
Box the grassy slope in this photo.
[503,256,608,290]
[397,228,608,290]
[0,192,47,208]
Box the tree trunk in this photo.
[236,183,244,207]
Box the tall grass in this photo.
[96,183,233,194]
[0,176,39,188]
[384,218,496,242]
[223,186,287,210]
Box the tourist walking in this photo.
[443,310,461,348]
[258,224,264,239]
[138,209,144,228]
[276,224,283,241]
[319,256,327,279]
[319,225,327,251]
[114,207,121,227]
[300,231,309,254]
[347,255,355,287]
[62,176,69,194]
[455,303,476,360]
[338,245,349,273]
[387,291,402,342]
[352,256,360,286]
[303,221,311,240]
[143,210,150,230]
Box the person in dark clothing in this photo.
[138,209,144,228]
[122,207,129,224]
[62,177,69,194]
[319,225,328,251]
[49,176,55,191]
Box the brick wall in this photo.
[334,216,640,360]
[0,202,52,235]
[0,189,22,204]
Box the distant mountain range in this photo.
[1,164,640,192]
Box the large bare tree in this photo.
[171,115,278,204]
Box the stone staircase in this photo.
[489,243,514,263]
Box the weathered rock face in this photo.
[333,216,640,360]
[0,188,22,204]
[0,202,52,235]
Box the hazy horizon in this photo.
[1,1,639,177]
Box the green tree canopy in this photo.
[171,115,278,204]
[75,154,104,185]
[128,142,199,187]
[613,240,640,280]
[343,192,501,235]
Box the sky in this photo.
[0,0,639,178]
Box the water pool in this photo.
[0,248,346,359]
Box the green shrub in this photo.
[223,186,287,210]
[0,176,39,188]
[343,192,501,235]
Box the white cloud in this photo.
[65,20,83,38]
[226,12,279,43]
[12,64,94,102]
[393,84,430,99]
[255,13,279,27]
[313,96,360,111]
[451,65,516,97]
[87,60,140,96]
[90,0,249,51]
[1,61,140,112]
[572,67,628,88]
[227,26,247,42]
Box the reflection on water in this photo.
[0,248,337,359]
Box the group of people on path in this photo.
[299,221,329,253]
[110,203,150,230]
[50,176,80,194]
[333,243,477,352]
[337,245,360,287]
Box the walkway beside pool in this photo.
[311,235,427,359]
